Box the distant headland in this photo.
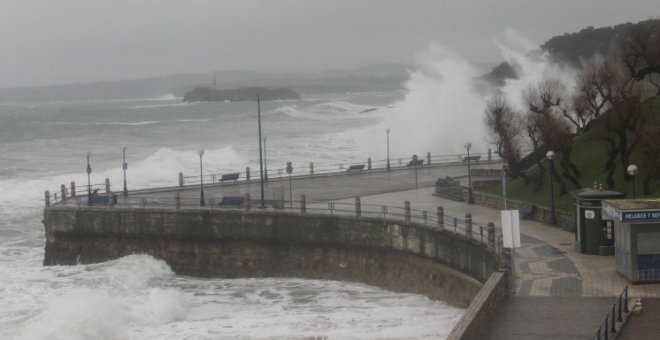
[183,86,300,103]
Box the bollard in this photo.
[427,152,431,165]
[71,181,76,197]
[437,207,444,228]
[245,167,250,182]
[105,178,110,193]
[245,192,251,210]
[465,213,472,238]
[61,184,66,201]
[404,201,411,223]
[175,191,181,210]
[300,194,306,214]
[487,222,496,247]
[488,148,492,161]
[179,172,184,187]
[355,197,361,217]
[309,162,314,176]
[45,191,50,207]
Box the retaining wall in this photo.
[43,206,504,309]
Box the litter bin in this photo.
[572,188,625,255]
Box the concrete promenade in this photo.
[68,162,660,338]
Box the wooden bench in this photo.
[220,172,240,182]
[519,203,536,219]
[407,159,424,166]
[219,196,245,207]
[347,164,365,172]
[462,155,481,162]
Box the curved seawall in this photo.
[43,206,503,308]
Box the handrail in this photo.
[591,286,629,340]
[50,194,502,251]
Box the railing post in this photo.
[624,287,629,313]
[454,217,458,232]
[175,191,181,210]
[480,225,484,242]
[355,197,361,217]
[367,157,372,170]
[610,307,616,333]
[437,206,444,229]
[604,319,609,340]
[404,201,411,223]
[488,222,496,247]
[61,184,66,201]
[597,326,602,340]
[382,205,387,219]
[329,202,334,215]
[309,162,314,176]
[465,213,472,238]
[105,178,110,193]
[300,194,306,214]
[70,181,76,197]
[245,192,251,210]
[618,295,623,322]
[179,172,184,187]
[45,191,50,207]
[427,152,431,165]
[245,167,250,182]
[423,211,427,224]
[488,148,492,161]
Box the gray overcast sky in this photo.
[1,0,658,87]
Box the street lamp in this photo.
[264,137,268,182]
[627,164,638,198]
[286,162,293,208]
[465,142,474,204]
[198,150,205,206]
[257,95,265,208]
[86,152,92,206]
[386,128,391,172]
[546,150,556,225]
[122,146,128,196]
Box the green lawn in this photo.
[479,100,660,213]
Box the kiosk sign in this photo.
[621,211,660,223]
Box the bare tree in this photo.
[483,94,524,177]
[619,21,660,94]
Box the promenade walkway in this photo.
[64,162,660,338]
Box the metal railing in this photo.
[53,193,503,252]
[591,286,630,340]
[638,269,660,282]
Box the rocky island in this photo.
[183,86,300,102]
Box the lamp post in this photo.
[86,152,92,206]
[257,95,265,208]
[386,128,391,172]
[465,142,474,204]
[627,164,638,198]
[546,150,556,225]
[122,146,128,196]
[264,137,268,182]
[198,150,205,207]
[286,162,293,208]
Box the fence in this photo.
[50,193,503,252]
[591,286,630,340]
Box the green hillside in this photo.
[479,99,660,213]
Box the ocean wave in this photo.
[271,100,379,121]
[128,102,191,110]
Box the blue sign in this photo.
[621,211,660,223]
[122,162,128,170]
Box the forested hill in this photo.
[541,19,660,66]
[483,19,660,85]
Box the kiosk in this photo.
[603,199,660,283]
[572,188,625,255]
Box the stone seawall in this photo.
[43,206,503,308]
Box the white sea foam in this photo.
[272,100,378,121]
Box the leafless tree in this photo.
[483,94,524,177]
